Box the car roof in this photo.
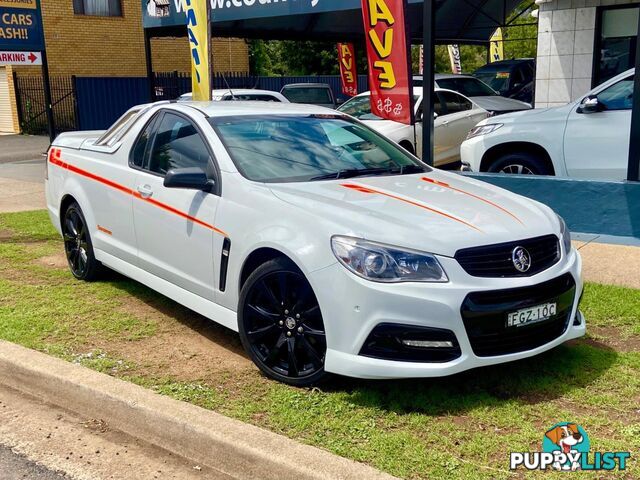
[177,101,338,117]
[281,83,331,88]
[434,73,476,80]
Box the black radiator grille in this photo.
[455,234,560,278]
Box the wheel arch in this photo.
[238,247,301,294]
[399,140,415,154]
[59,194,78,225]
[480,142,556,175]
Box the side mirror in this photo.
[577,95,602,114]
[415,110,423,122]
[164,167,214,192]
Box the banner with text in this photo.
[447,45,461,74]
[361,0,413,125]
[337,43,358,97]
[182,0,211,101]
[0,0,43,52]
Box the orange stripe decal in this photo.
[97,225,113,235]
[421,176,523,225]
[342,182,483,233]
[50,155,228,238]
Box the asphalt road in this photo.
[0,446,64,480]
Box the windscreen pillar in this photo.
[628,13,640,182]
[422,0,436,166]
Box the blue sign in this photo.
[142,0,423,29]
[0,0,44,52]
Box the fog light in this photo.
[402,340,454,348]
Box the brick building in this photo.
[0,0,249,133]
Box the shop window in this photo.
[73,0,122,17]
[595,6,638,85]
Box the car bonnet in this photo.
[268,171,558,257]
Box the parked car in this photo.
[473,59,535,105]
[280,83,337,108]
[337,87,488,166]
[45,100,584,386]
[178,89,289,102]
[413,74,532,114]
[461,68,634,180]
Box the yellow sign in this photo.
[0,0,36,9]
[182,0,210,101]
[489,28,503,63]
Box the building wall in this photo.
[151,37,249,73]
[535,0,636,108]
[34,0,248,76]
[535,0,597,108]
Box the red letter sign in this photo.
[337,43,358,97]
[361,0,413,125]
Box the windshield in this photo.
[474,71,511,94]
[209,115,429,183]
[337,95,421,120]
[281,87,332,104]
[436,77,498,97]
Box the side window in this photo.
[417,95,443,119]
[148,113,212,175]
[440,91,469,114]
[597,75,634,110]
[131,117,155,168]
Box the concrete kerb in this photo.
[0,340,397,480]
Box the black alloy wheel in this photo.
[62,202,102,281]
[238,257,327,386]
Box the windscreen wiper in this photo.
[310,165,424,181]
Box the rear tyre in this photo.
[62,202,103,281]
[399,141,415,155]
[487,151,552,175]
[238,257,328,387]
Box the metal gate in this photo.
[14,74,78,135]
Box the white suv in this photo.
[461,69,634,180]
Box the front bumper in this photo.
[459,135,490,172]
[309,249,584,379]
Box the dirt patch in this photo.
[104,326,252,382]
[35,252,68,269]
[583,326,640,353]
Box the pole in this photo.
[207,0,214,97]
[422,0,435,166]
[144,29,155,102]
[41,49,55,143]
[627,12,640,181]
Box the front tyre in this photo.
[62,202,103,281]
[487,151,552,175]
[238,257,327,387]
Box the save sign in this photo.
[337,43,358,97]
[361,0,413,125]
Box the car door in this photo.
[131,110,221,301]
[563,74,633,180]
[435,91,482,165]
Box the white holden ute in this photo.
[45,101,585,386]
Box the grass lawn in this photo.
[1,210,638,479]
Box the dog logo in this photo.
[543,423,588,470]
[510,422,630,471]
[512,246,531,273]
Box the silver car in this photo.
[413,74,532,115]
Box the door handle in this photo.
[137,184,153,199]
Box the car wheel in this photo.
[62,202,103,281]
[238,257,327,387]
[487,151,551,175]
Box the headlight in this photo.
[331,236,448,283]
[558,215,572,255]
[466,123,503,140]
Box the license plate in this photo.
[507,303,557,328]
